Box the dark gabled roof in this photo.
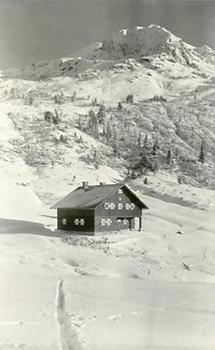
[51,183,148,210]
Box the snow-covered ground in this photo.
[0,152,215,349]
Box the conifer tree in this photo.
[97,104,105,124]
[29,94,34,105]
[54,93,64,105]
[78,117,82,130]
[53,109,61,124]
[144,177,148,185]
[112,128,119,155]
[126,94,134,104]
[94,150,99,169]
[140,134,152,171]
[143,134,148,148]
[88,109,96,130]
[106,120,112,141]
[166,149,172,165]
[152,138,159,156]
[89,109,95,119]
[117,102,123,110]
[199,141,205,163]
[137,130,142,147]
[71,91,76,102]
[92,98,98,106]
[152,157,159,174]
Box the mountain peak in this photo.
[80,24,194,62]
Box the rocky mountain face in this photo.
[80,25,196,62]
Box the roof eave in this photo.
[122,184,149,210]
[50,205,96,210]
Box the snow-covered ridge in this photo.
[195,45,215,65]
[195,45,215,56]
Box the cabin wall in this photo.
[94,188,141,232]
[57,208,95,233]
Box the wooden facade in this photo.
[57,208,95,233]
[52,182,148,235]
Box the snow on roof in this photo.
[51,183,148,210]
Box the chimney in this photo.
[99,182,105,186]
[82,181,89,191]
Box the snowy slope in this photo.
[0,103,215,349]
[0,98,214,349]
[1,65,215,190]
[0,171,215,349]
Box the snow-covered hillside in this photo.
[0,158,215,349]
[0,94,215,349]
[2,75,215,189]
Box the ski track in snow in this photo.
[55,280,84,350]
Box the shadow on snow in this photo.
[0,217,68,237]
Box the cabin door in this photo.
[117,217,132,230]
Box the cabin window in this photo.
[104,202,115,210]
[130,203,135,210]
[118,203,123,210]
[100,218,112,226]
[74,218,85,226]
[107,218,112,226]
[125,203,135,210]
[101,219,106,226]
[61,218,67,225]
[80,218,85,226]
[74,218,79,225]
[118,189,123,194]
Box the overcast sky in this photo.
[0,0,214,69]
